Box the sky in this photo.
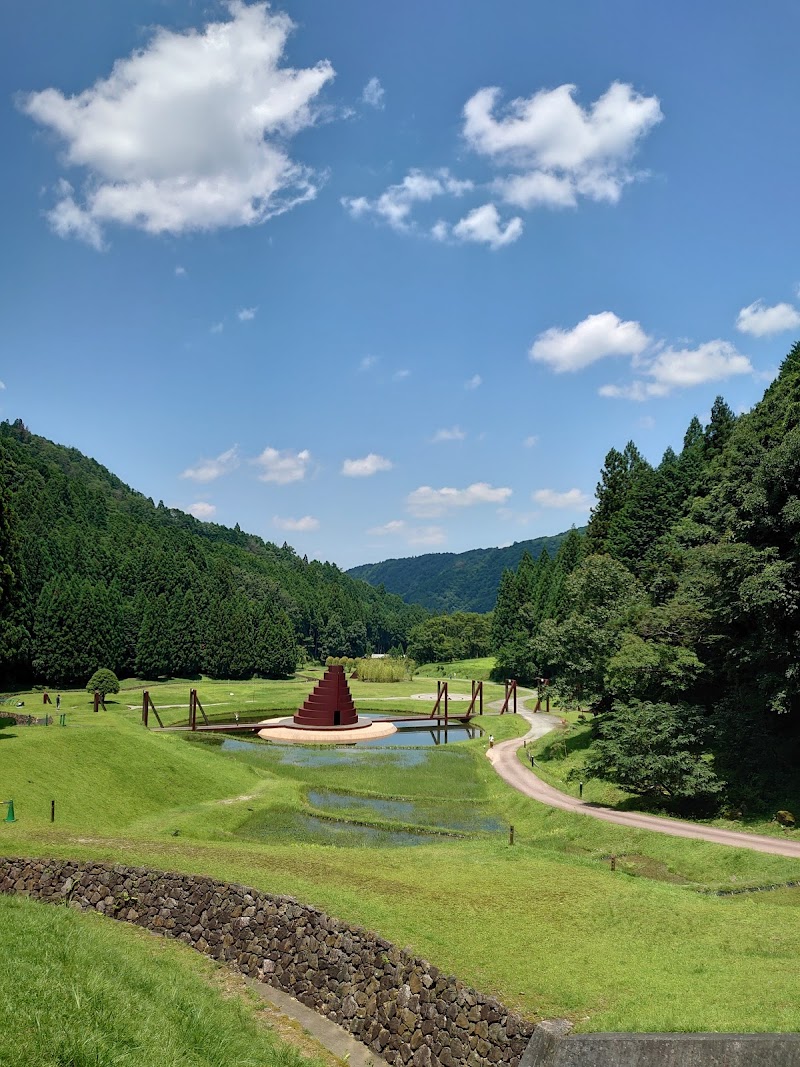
[2,1,800,570]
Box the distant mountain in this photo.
[347,531,582,613]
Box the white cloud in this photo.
[530,311,650,372]
[342,168,473,233]
[464,374,483,390]
[187,501,217,519]
[175,265,186,276]
[736,300,800,337]
[0,381,6,390]
[600,340,753,400]
[359,355,378,371]
[253,446,311,484]
[498,171,577,209]
[362,77,385,110]
[341,453,393,477]
[408,525,446,546]
[46,182,105,249]
[407,482,512,518]
[523,435,539,448]
[180,445,239,483]
[238,306,257,322]
[432,426,466,443]
[452,203,523,249]
[210,322,224,334]
[21,2,334,246]
[273,514,319,531]
[367,519,406,536]
[366,518,446,547]
[463,81,662,209]
[532,488,592,510]
[638,415,656,430]
[393,368,410,381]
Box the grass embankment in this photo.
[2,670,800,1033]
[416,656,496,681]
[0,893,329,1067]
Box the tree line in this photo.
[0,421,426,687]
[490,342,800,814]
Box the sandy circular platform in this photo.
[257,716,397,744]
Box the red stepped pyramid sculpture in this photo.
[293,664,363,729]
[257,663,397,742]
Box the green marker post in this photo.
[3,800,16,822]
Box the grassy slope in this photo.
[0,894,328,1067]
[2,674,800,1033]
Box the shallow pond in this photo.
[235,810,451,848]
[306,789,504,833]
[220,737,430,768]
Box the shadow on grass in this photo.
[537,725,594,762]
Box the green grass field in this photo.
[2,667,800,1034]
[416,656,496,681]
[0,893,329,1067]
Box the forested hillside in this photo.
[491,341,800,812]
[347,531,576,613]
[0,421,425,686]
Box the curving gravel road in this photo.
[486,698,800,860]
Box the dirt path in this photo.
[487,698,800,860]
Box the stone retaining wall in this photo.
[0,858,533,1067]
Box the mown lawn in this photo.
[0,893,329,1067]
[2,670,800,1034]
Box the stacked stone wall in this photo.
[0,858,533,1067]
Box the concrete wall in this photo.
[0,858,533,1067]
[521,1020,800,1066]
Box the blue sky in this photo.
[2,1,800,569]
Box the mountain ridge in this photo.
[347,530,582,613]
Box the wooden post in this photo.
[479,680,483,716]
[610,855,616,872]
[509,825,515,845]
[50,799,55,823]
[444,681,448,727]
[93,690,100,714]
[190,689,197,731]
[142,691,149,727]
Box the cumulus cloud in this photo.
[253,446,311,484]
[341,453,393,477]
[736,300,800,337]
[408,526,446,546]
[342,168,473,233]
[530,311,650,372]
[366,518,445,546]
[180,445,239,483]
[362,77,385,109]
[600,340,753,400]
[464,81,662,209]
[210,322,224,334]
[238,307,257,322]
[367,519,407,536]
[393,368,410,381]
[523,435,539,448]
[0,381,6,390]
[20,2,334,246]
[452,203,523,249]
[464,374,483,390]
[533,488,592,510]
[359,355,378,371]
[407,482,512,518]
[187,501,217,519]
[273,514,319,531]
[432,426,466,443]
